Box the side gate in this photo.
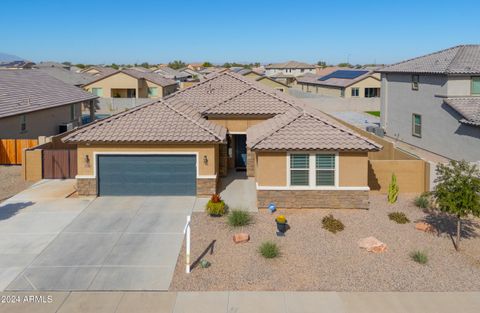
[42,149,77,179]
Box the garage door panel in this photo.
[98,155,196,196]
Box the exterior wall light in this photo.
[203,155,208,165]
[84,155,90,167]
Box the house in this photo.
[82,68,178,99]
[35,61,70,70]
[296,70,381,98]
[0,60,35,69]
[63,71,381,209]
[0,70,97,139]
[35,67,94,87]
[377,44,480,162]
[232,68,289,93]
[187,63,204,71]
[265,61,316,77]
[80,66,117,77]
[154,66,192,82]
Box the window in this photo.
[289,153,337,188]
[364,88,380,97]
[91,87,103,96]
[412,75,419,90]
[301,69,305,73]
[340,89,345,97]
[20,115,27,132]
[472,77,480,95]
[412,114,422,137]
[70,103,77,121]
[351,87,359,97]
[316,154,335,186]
[290,154,309,186]
[148,87,158,97]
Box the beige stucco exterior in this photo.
[83,72,176,99]
[255,151,369,187]
[208,117,269,133]
[255,77,288,93]
[0,102,83,139]
[76,143,219,177]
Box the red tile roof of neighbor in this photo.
[63,71,381,151]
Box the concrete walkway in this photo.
[0,291,479,313]
[218,171,257,211]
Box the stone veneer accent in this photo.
[257,190,369,209]
[197,178,217,196]
[246,148,255,177]
[77,178,97,196]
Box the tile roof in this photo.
[83,68,177,87]
[265,61,315,69]
[377,45,480,74]
[444,97,480,126]
[62,98,226,144]
[0,70,98,119]
[247,107,381,151]
[154,66,191,79]
[169,71,299,115]
[296,71,376,88]
[36,67,95,86]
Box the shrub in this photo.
[206,197,226,216]
[410,250,428,264]
[388,173,399,204]
[322,214,345,233]
[388,212,410,224]
[228,209,252,227]
[259,241,280,259]
[414,194,430,209]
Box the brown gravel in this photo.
[170,193,480,291]
[0,165,33,201]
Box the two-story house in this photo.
[378,45,480,162]
[265,61,316,86]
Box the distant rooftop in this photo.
[378,45,480,75]
[296,70,376,88]
[265,61,315,70]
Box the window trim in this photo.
[412,113,422,138]
[287,151,339,189]
[91,87,103,97]
[148,86,158,97]
[351,87,359,97]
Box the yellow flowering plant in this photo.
[275,215,286,224]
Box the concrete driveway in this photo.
[0,181,196,291]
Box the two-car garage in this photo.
[97,154,197,196]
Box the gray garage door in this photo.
[97,155,196,196]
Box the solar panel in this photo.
[318,70,369,81]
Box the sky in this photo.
[1,0,479,65]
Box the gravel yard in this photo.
[170,194,480,291]
[0,165,32,201]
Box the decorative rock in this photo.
[358,236,388,253]
[233,233,250,244]
[415,222,434,233]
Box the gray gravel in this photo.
[170,193,480,291]
[0,165,33,201]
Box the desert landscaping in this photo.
[170,193,480,292]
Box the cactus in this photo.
[387,173,399,204]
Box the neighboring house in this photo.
[187,63,204,71]
[80,66,117,77]
[0,60,35,69]
[180,68,203,80]
[265,61,316,77]
[296,70,381,98]
[63,71,380,209]
[35,61,70,70]
[0,70,97,139]
[315,66,342,76]
[233,68,289,93]
[378,44,480,162]
[82,68,178,99]
[154,66,192,82]
[35,67,94,87]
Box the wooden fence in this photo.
[42,149,77,179]
[0,139,38,165]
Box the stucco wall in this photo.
[344,76,381,98]
[76,144,218,177]
[255,77,288,92]
[381,73,480,161]
[265,68,315,77]
[298,76,380,98]
[0,103,82,139]
[208,117,269,133]
[85,72,139,98]
[255,151,369,187]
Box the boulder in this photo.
[358,236,387,253]
[415,222,434,233]
[233,233,250,244]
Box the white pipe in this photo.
[185,215,191,273]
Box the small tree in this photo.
[202,61,213,67]
[433,160,480,250]
[387,173,399,204]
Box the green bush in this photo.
[388,212,410,224]
[414,194,430,209]
[206,200,226,216]
[322,214,345,233]
[410,250,428,264]
[228,209,252,227]
[259,241,279,259]
[388,173,399,204]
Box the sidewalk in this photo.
[0,291,479,313]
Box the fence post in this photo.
[184,215,191,273]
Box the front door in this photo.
[235,135,247,169]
